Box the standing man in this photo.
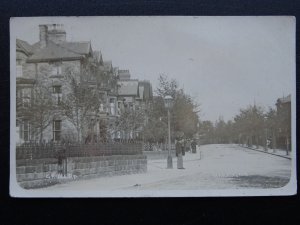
[176,138,185,169]
[191,139,197,153]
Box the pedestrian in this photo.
[191,139,197,153]
[56,149,63,175]
[176,138,184,169]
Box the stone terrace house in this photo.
[116,70,153,139]
[16,24,119,144]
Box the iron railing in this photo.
[16,141,143,160]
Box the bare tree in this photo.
[61,66,101,142]
[114,106,146,140]
[17,65,56,143]
[155,74,178,98]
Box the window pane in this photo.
[58,66,62,75]
[23,88,31,97]
[24,131,29,141]
[54,120,61,130]
[54,131,61,141]
[57,95,61,105]
[53,86,62,93]
[24,121,29,130]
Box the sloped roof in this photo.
[118,80,139,96]
[31,41,43,53]
[16,39,33,55]
[59,41,92,55]
[27,41,83,63]
[30,40,92,57]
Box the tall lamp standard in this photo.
[164,95,173,169]
[264,116,268,151]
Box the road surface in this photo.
[43,144,291,191]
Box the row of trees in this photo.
[198,104,291,151]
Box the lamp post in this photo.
[264,116,268,151]
[164,95,173,169]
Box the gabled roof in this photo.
[138,80,153,100]
[118,80,139,96]
[16,39,33,55]
[103,60,113,71]
[27,41,84,63]
[92,50,103,65]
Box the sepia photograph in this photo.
[10,16,296,197]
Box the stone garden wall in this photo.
[143,150,176,160]
[16,155,147,189]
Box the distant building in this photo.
[275,94,291,150]
[118,69,131,80]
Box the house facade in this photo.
[116,70,153,139]
[16,24,153,144]
[16,24,119,144]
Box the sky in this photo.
[11,16,295,122]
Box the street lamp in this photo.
[164,95,173,169]
[264,116,268,151]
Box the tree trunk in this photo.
[248,135,253,147]
[77,127,80,143]
[39,126,43,143]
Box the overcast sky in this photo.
[11,16,295,122]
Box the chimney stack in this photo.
[47,24,66,44]
[39,24,66,47]
[39,25,48,48]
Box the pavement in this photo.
[42,144,292,191]
[240,145,291,159]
